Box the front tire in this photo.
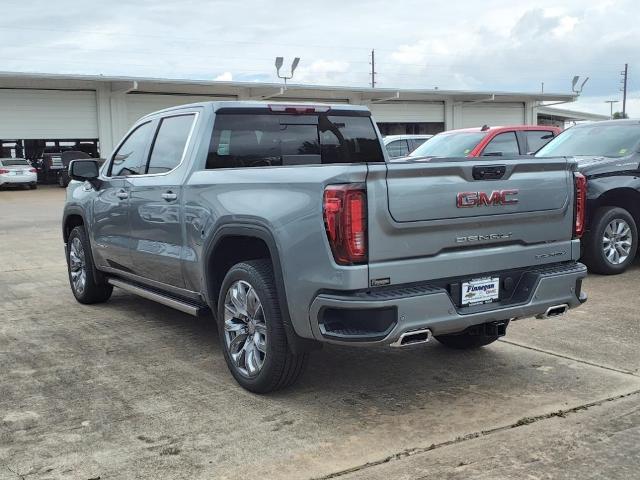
[66,226,113,304]
[582,206,637,275]
[217,260,308,393]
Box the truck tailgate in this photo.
[366,158,578,286]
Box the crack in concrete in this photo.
[500,338,639,377]
[2,463,25,480]
[312,389,640,479]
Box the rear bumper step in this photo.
[309,262,587,346]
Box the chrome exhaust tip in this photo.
[536,304,569,319]
[390,328,433,347]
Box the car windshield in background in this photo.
[1,159,29,166]
[536,124,640,158]
[409,132,486,158]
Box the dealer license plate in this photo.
[461,277,499,306]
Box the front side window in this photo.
[147,115,195,174]
[206,112,384,169]
[482,132,520,156]
[110,122,153,176]
[525,130,555,153]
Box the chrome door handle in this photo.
[161,192,178,201]
[116,190,128,200]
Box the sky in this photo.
[1,0,639,117]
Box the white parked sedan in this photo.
[0,158,38,189]
[383,134,433,158]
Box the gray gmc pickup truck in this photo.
[63,101,588,393]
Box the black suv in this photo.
[536,119,640,274]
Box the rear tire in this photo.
[435,332,499,350]
[66,226,113,304]
[29,184,37,190]
[582,206,637,275]
[217,260,308,393]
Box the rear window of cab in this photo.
[206,111,385,168]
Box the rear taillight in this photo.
[573,172,587,238]
[29,168,37,173]
[0,169,9,174]
[323,184,367,265]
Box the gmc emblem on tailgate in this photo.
[456,190,519,208]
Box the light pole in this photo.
[275,57,300,86]
[605,100,619,119]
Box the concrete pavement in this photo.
[1,186,639,479]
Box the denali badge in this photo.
[457,190,519,208]
[456,233,513,243]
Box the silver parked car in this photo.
[383,134,432,158]
[0,158,37,189]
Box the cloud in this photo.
[0,0,638,116]
[214,71,233,81]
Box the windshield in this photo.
[409,132,486,158]
[536,124,640,158]
[1,159,29,166]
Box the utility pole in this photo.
[541,82,544,94]
[370,49,376,88]
[620,63,628,117]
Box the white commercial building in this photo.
[0,71,607,159]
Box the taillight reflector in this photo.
[574,172,587,238]
[0,169,9,174]
[29,168,37,173]
[323,184,367,265]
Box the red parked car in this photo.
[407,125,562,159]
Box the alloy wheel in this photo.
[223,280,267,377]
[69,237,87,294]
[602,218,633,265]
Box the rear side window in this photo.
[524,130,555,153]
[482,132,520,156]
[147,114,195,174]
[386,140,410,158]
[206,112,384,169]
[110,122,153,176]
[1,159,28,166]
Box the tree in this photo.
[613,111,629,119]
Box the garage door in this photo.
[125,94,236,126]
[0,89,98,139]
[368,102,445,123]
[461,103,525,128]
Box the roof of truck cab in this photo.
[142,100,371,118]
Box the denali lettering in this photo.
[456,190,519,208]
[456,233,513,243]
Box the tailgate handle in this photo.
[473,165,506,180]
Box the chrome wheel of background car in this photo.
[69,237,87,294]
[223,280,267,377]
[602,218,633,265]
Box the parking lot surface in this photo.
[1,187,639,479]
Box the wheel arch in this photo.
[588,185,640,230]
[203,223,320,354]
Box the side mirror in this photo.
[69,159,101,187]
